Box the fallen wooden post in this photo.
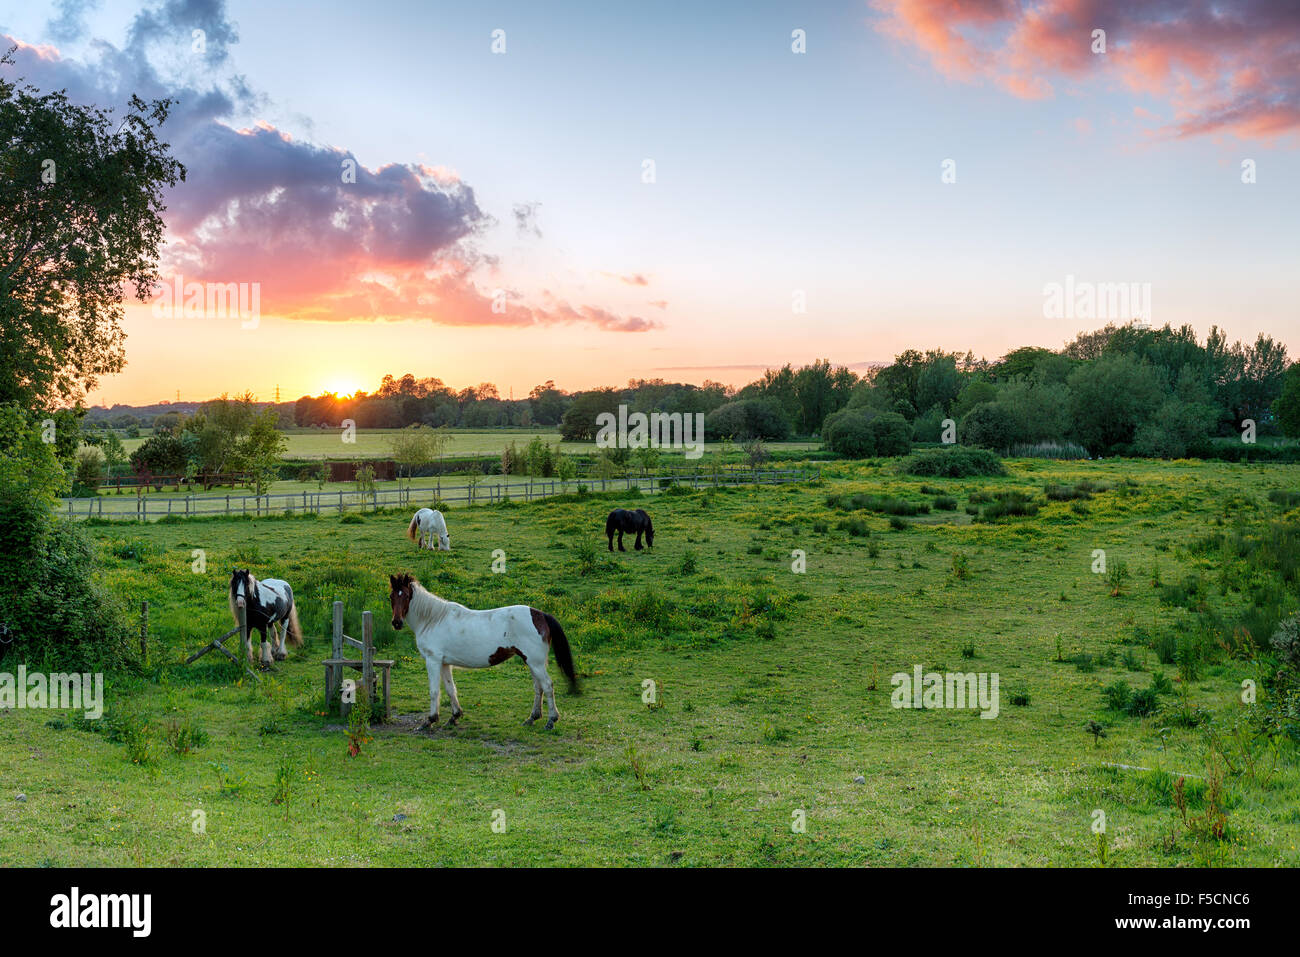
[185,603,260,681]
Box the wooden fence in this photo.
[61,466,819,522]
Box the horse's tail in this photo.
[545,613,580,694]
[605,511,616,535]
[285,597,303,647]
[407,513,420,541]
[643,512,654,547]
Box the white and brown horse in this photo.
[229,569,302,669]
[387,573,578,730]
[407,508,451,551]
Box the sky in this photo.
[3,0,1298,405]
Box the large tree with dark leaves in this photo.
[0,47,185,409]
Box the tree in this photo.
[560,388,621,440]
[0,404,127,668]
[528,381,568,425]
[129,431,187,477]
[960,403,1016,452]
[1132,398,1219,459]
[0,48,185,408]
[704,398,791,441]
[389,424,448,482]
[236,406,287,496]
[868,412,912,457]
[73,447,104,494]
[822,408,878,458]
[185,393,258,484]
[1274,363,1300,439]
[1066,354,1164,455]
[100,430,126,485]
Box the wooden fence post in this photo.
[361,610,374,712]
[330,599,343,711]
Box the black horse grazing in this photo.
[229,569,302,669]
[606,508,654,552]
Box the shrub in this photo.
[1125,687,1160,717]
[932,495,957,510]
[705,398,791,441]
[822,408,878,458]
[835,517,871,537]
[867,412,912,458]
[0,409,129,670]
[1267,490,1300,510]
[1045,483,1090,501]
[951,552,970,579]
[826,492,929,516]
[960,403,1016,452]
[1102,682,1132,711]
[73,448,105,494]
[900,448,1007,478]
[976,490,1040,522]
[1272,614,1300,672]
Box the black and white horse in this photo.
[388,573,579,730]
[229,569,302,669]
[606,508,654,552]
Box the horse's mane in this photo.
[406,578,450,630]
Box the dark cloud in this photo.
[46,0,101,43]
[2,1,655,332]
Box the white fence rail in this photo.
[61,466,820,522]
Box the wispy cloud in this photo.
[872,0,1300,141]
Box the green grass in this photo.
[3,457,1298,866]
[108,428,819,461]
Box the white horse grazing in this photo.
[407,507,450,551]
[388,573,579,730]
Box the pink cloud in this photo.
[871,0,1300,141]
[2,15,657,334]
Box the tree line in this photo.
[284,322,1293,459]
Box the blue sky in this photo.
[3,0,1296,402]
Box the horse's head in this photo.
[229,568,253,607]
[389,573,416,630]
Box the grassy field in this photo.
[3,458,1298,866]
[110,427,819,460]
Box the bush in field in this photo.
[821,408,877,457]
[1272,615,1300,673]
[960,402,1016,452]
[1067,354,1164,455]
[705,398,791,441]
[901,447,1007,478]
[0,407,128,669]
[1132,399,1220,459]
[868,412,912,457]
[976,490,1039,521]
[128,431,186,476]
[74,447,105,494]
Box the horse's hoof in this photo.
[273,652,287,661]
[544,718,556,730]
[523,716,537,726]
